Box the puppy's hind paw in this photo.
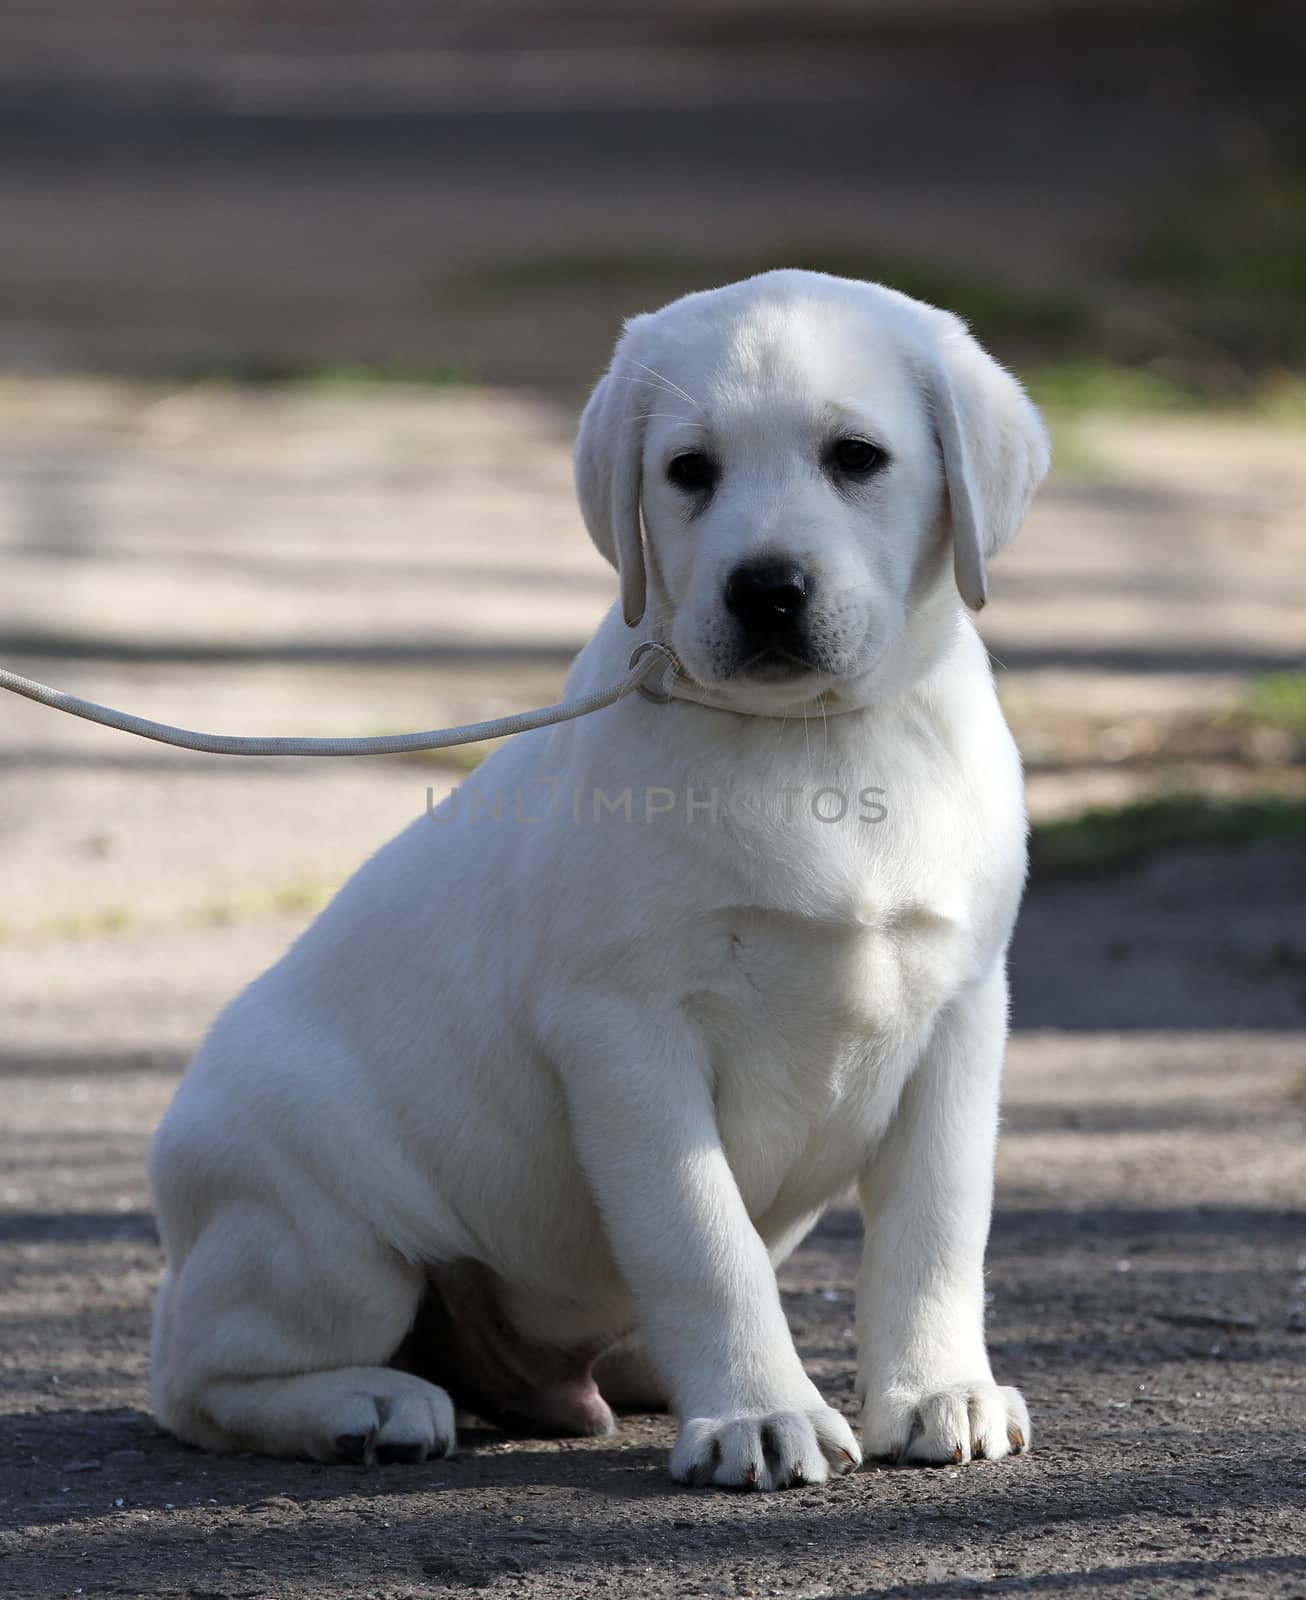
[300,1369,457,1465]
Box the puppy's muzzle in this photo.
[724,559,814,675]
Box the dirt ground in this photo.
[1,903,1304,1600]
[1,381,1304,1599]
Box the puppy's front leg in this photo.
[554,1002,859,1491]
[856,963,1031,1465]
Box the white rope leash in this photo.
[0,641,682,758]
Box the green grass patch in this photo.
[438,245,1090,351]
[0,905,136,945]
[402,741,495,772]
[1128,164,1306,307]
[1250,375,1306,426]
[439,239,1306,418]
[982,357,1305,431]
[1026,359,1210,468]
[196,877,340,927]
[1028,361,1306,476]
[1240,674,1306,739]
[1120,161,1306,373]
[1023,359,1204,418]
[1030,794,1306,878]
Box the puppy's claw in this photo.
[673,1404,857,1492]
[865,1383,1029,1468]
[687,1440,721,1488]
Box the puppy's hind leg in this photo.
[205,1365,457,1465]
[151,1178,456,1466]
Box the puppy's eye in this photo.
[666,451,718,493]
[829,437,885,476]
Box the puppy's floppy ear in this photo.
[922,317,1050,611]
[574,344,648,629]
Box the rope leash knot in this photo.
[0,642,685,759]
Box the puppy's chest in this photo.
[712,876,966,1018]
[687,893,967,1216]
[689,881,970,1105]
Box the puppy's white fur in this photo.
[150,270,1048,1489]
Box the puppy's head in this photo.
[575,270,1049,710]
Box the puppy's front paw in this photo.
[863,1381,1030,1466]
[671,1405,860,1491]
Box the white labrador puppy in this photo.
[149,269,1049,1490]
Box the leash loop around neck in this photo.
[628,640,679,704]
[635,641,868,719]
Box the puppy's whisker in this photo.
[608,375,699,409]
[902,597,951,620]
[608,376,697,412]
[621,358,703,412]
[640,599,679,625]
[609,373,699,410]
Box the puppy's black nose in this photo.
[724,560,809,636]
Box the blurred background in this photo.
[1,5,1304,1592]
[4,0,1304,1016]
